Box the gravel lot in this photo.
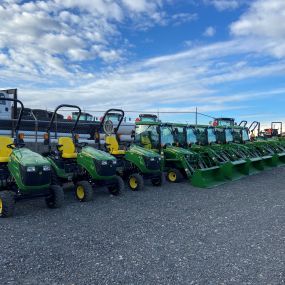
[1,167,285,285]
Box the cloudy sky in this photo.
[0,0,285,124]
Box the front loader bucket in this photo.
[246,157,264,175]
[261,155,277,169]
[220,160,249,181]
[276,152,285,166]
[191,166,226,188]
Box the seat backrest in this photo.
[141,135,152,149]
[0,136,13,162]
[105,135,119,153]
[58,137,76,156]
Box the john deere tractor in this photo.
[0,98,64,217]
[135,116,227,188]
[99,109,164,191]
[43,104,124,201]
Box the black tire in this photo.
[167,168,183,183]
[75,181,94,202]
[0,191,15,218]
[128,173,144,191]
[151,172,166,186]
[108,176,124,196]
[45,185,64,209]
[51,170,60,185]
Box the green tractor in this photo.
[170,123,250,182]
[135,117,227,188]
[0,98,64,217]
[231,125,284,168]
[98,109,164,191]
[192,124,266,176]
[43,104,124,201]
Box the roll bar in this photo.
[100,109,125,134]
[46,104,81,143]
[239,120,247,127]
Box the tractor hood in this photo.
[165,145,193,155]
[81,146,116,161]
[11,148,50,166]
[129,144,160,157]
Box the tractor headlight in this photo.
[112,160,117,165]
[150,157,155,161]
[43,165,51,171]
[26,166,36,172]
[101,161,108,165]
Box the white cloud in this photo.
[0,0,170,82]
[230,0,285,57]
[203,26,216,37]
[204,0,241,11]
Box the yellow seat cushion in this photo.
[105,136,126,155]
[58,137,77,159]
[141,135,152,149]
[0,137,13,163]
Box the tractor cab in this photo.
[194,126,217,145]
[215,126,234,144]
[135,122,160,150]
[72,112,93,122]
[213,117,235,127]
[138,114,159,123]
[232,126,250,144]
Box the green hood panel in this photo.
[164,146,194,155]
[81,146,116,161]
[128,145,161,157]
[11,148,50,167]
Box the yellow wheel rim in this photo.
[129,177,138,190]
[76,186,85,200]
[0,198,2,215]
[168,172,177,182]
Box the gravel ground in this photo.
[1,167,285,285]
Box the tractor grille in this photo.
[143,157,160,170]
[94,160,117,177]
[21,166,51,186]
[53,158,77,174]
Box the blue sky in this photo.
[0,0,285,126]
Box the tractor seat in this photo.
[141,135,152,149]
[0,136,13,163]
[58,137,77,159]
[105,136,126,155]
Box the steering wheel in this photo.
[7,143,25,149]
[76,142,88,148]
[103,120,114,135]
[7,143,15,149]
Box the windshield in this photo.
[161,126,175,146]
[186,128,197,144]
[225,129,233,142]
[218,120,234,127]
[135,124,159,149]
[174,126,185,145]
[242,129,249,141]
[207,128,217,143]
